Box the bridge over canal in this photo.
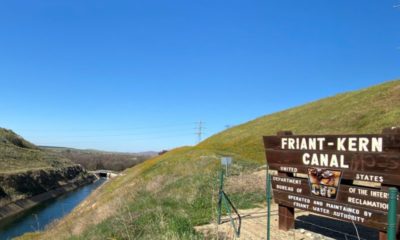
[90,170,120,179]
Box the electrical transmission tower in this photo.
[195,121,205,144]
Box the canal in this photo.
[0,178,106,239]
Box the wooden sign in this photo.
[271,176,400,213]
[264,129,400,238]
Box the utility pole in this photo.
[195,121,205,144]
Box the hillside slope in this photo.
[0,129,73,173]
[198,80,400,163]
[0,129,95,216]
[20,80,400,240]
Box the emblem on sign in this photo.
[308,168,342,199]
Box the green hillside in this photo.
[198,79,400,163]
[0,128,73,173]
[20,80,400,240]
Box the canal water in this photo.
[0,178,106,240]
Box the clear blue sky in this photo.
[0,1,399,152]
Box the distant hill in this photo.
[20,80,400,240]
[0,129,73,173]
[41,146,156,171]
[40,146,158,157]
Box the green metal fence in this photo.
[387,187,398,240]
[217,171,241,238]
[266,171,272,240]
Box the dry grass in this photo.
[225,170,266,193]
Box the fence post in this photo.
[266,172,272,240]
[387,187,398,240]
[217,171,224,224]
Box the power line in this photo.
[39,133,195,144]
[16,123,196,139]
[195,121,205,144]
[31,129,194,139]
[15,123,194,133]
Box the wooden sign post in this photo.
[264,128,400,239]
[277,131,295,231]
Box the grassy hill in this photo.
[20,80,400,240]
[198,79,400,163]
[0,129,96,211]
[0,129,73,173]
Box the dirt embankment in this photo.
[0,165,96,220]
